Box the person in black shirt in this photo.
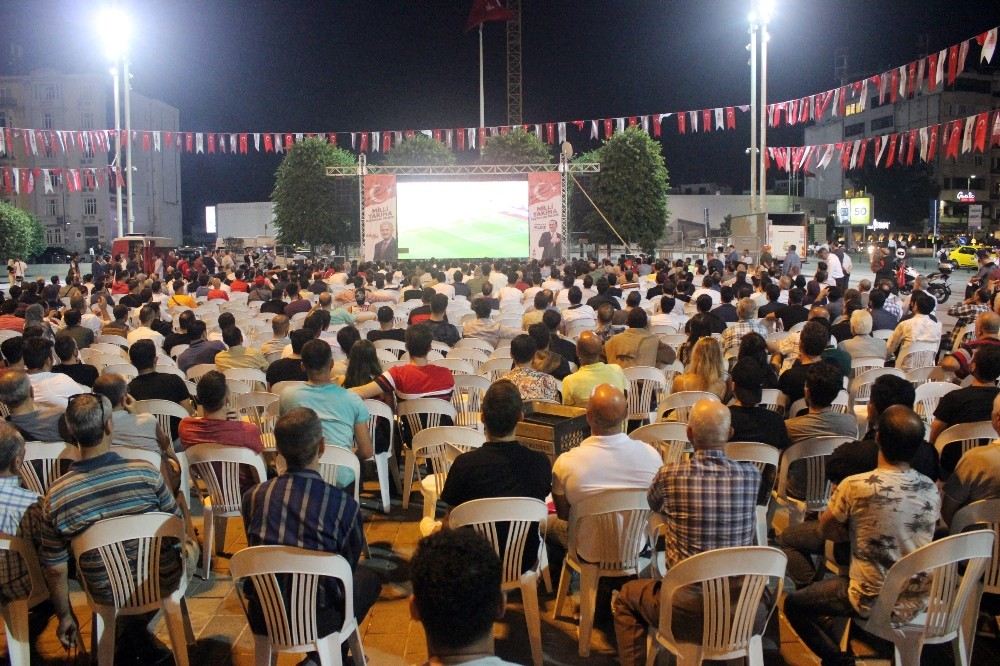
[402,276,424,302]
[757,283,783,319]
[728,358,790,450]
[266,329,311,388]
[829,298,862,343]
[367,306,406,343]
[407,288,435,325]
[441,380,551,569]
[684,294,726,335]
[127,339,193,439]
[542,309,577,366]
[452,270,471,298]
[586,277,621,310]
[772,287,809,331]
[259,292,287,315]
[777,321,831,407]
[710,286,737,323]
[527,323,571,380]
[162,310,197,355]
[52,335,99,387]
[930,344,1000,472]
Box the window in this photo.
[45,227,62,245]
[81,112,93,130]
[870,115,894,131]
[84,197,97,216]
[43,85,56,101]
[46,199,57,217]
[42,113,52,129]
[844,122,865,137]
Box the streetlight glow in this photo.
[757,0,775,23]
[97,7,131,61]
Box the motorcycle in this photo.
[926,262,953,304]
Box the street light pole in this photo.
[123,57,134,235]
[758,23,769,217]
[748,20,758,214]
[111,64,123,238]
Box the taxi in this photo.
[947,245,994,269]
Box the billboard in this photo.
[836,196,872,226]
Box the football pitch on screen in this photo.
[399,212,529,259]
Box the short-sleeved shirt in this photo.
[177,339,227,373]
[829,468,939,618]
[729,405,791,450]
[53,363,99,388]
[40,452,183,605]
[943,441,1000,516]
[128,372,191,438]
[266,358,307,388]
[374,363,454,401]
[933,385,1000,471]
[502,367,559,402]
[561,362,626,407]
[179,418,263,453]
[8,406,65,442]
[0,478,43,603]
[280,383,370,486]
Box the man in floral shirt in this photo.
[501,335,559,402]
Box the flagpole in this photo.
[478,24,485,130]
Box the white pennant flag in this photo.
[958,39,970,74]
[615,117,625,133]
[253,133,260,151]
[557,122,566,143]
[445,130,453,149]
[153,131,161,152]
[875,136,888,166]
[817,144,835,169]
[534,124,543,140]
[590,120,598,139]
[962,114,975,153]
[936,48,947,87]
[0,129,5,155]
[688,111,698,132]
[849,140,861,169]
[28,131,37,155]
[230,133,238,152]
[919,127,928,161]
[11,168,18,194]
[831,89,840,117]
[858,80,868,112]
[798,145,814,171]
[898,65,907,97]
[640,116,649,133]
[982,28,998,63]
[915,58,926,94]
[42,169,52,193]
[419,130,432,138]
[394,131,402,144]
[274,133,284,153]
[371,131,380,153]
[56,131,66,152]
[195,133,204,153]
[714,108,724,130]
[878,72,889,102]
[350,133,356,149]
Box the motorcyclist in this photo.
[966,249,999,299]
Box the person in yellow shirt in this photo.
[561,331,626,407]
[214,326,268,372]
[167,280,197,309]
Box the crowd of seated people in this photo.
[0,247,996,665]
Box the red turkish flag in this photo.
[382,133,391,152]
[456,129,465,151]
[926,53,938,92]
[701,109,712,131]
[856,139,868,167]
[927,124,939,161]
[239,134,249,153]
[466,0,513,31]
[185,133,194,152]
[477,127,486,148]
[603,118,613,138]
[207,133,216,153]
[906,61,917,97]
[725,107,736,129]
[677,114,686,134]
[885,134,897,167]
[973,112,989,152]
[359,132,369,152]
[263,134,273,152]
[283,134,294,150]
[889,69,899,103]
[652,115,662,137]
[946,119,962,159]
[906,129,917,164]
[947,45,959,85]
[545,123,555,144]
[798,98,810,124]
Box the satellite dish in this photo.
[561,141,573,158]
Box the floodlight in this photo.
[97,7,131,61]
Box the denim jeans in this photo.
[783,576,856,666]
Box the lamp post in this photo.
[123,57,134,235]
[747,16,758,214]
[756,0,773,218]
[97,7,131,238]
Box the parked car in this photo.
[947,244,995,269]
[31,246,72,264]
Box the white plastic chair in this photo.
[842,530,995,666]
[185,363,216,382]
[849,367,906,406]
[95,334,129,348]
[759,389,788,415]
[223,367,268,392]
[565,317,597,340]
[630,422,690,465]
[450,373,491,430]
[398,399,459,510]
[934,421,995,472]
[169,344,190,362]
[71,513,194,666]
[455,337,495,353]
[872,329,893,341]
[479,357,512,383]
[898,342,938,370]
[372,338,407,359]
[0,535,49,666]
[19,441,79,495]
[553,488,652,657]
[430,357,476,376]
[430,340,452,356]
[400,350,443,363]
[235,391,280,426]
[184,444,267,579]
[624,366,668,425]
[914,381,959,426]
[410,426,485,535]
[230,546,366,666]
[950,499,1000,611]
[952,322,976,351]
[270,380,305,397]
[450,497,550,666]
[850,356,886,378]
[656,391,720,423]
[364,399,400,514]
[725,442,781,546]
[645,546,786,666]
[772,436,845,534]
[89,342,129,359]
[449,347,490,372]
[788,389,852,419]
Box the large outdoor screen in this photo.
[395,180,529,259]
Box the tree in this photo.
[0,202,44,261]
[271,138,357,252]
[847,163,940,229]
[384,134,456,166]
[570,127,669,254]
[480,128,553,164]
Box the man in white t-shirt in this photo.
[819,246,844,286]
[23,337,90,408]
[549,384,662,563]
[430,271,455,300]
[126,305,166,350]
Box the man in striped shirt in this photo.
[39,394,191,652]
[242,408,381,660]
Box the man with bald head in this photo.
[940,310,1000,379]
[549,384,662,569]
[783,406,939,666]
[560,331,626,407]
[613,400,762,665]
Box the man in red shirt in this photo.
[205,278,229,301]
[228,270,249,293]
[0,301,24,332]
[351,324,454,404]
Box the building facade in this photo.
[0,68,181,256]
[804,68,1000,229]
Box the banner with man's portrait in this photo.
[363,174,398,262]
[528,172,563,261]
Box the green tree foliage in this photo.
[271,138,357,250]
[480,128,553,164]
[384,134,456,166]
[570,127,669,254]
[0,202,45,260]
[848,163,940,229]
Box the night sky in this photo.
[2,0,999,239]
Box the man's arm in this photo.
[353,421,374,460]
[44,564,79,648]
[350,381,385,400]
[552,492,571,521]
[819,508,849,542]
[928,418,948,447]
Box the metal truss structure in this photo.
[506,0,523,125]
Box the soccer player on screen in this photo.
[538,220,562,261]
[373,221,397,262]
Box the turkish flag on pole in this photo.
[726,107,736,129]
[466,0,513,31]
[927,124,939,161]
[974,112,989,152]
